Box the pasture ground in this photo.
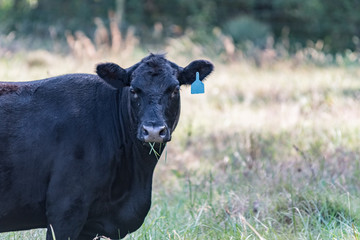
[1,50,360,239]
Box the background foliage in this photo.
[1,0,360,52]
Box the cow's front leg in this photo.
[45,189,90,240]
[45,197,89,240]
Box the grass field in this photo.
[1,49,360,239]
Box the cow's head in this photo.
[96,54,213,143]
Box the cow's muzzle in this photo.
[139,125,170,143]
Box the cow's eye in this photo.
[171,87,180,98]
[129,87,139,98]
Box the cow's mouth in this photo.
[146,142,167,160]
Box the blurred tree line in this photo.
[0,0,359,53]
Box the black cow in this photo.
[0,54,213,239]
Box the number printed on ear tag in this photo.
[191,72,205,94]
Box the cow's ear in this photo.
[178,60,214,85]
[96,63,129,88]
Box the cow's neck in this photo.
[107,95,164,231]
[112,89,164,206]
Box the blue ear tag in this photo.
[191,72,205,94]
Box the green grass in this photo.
[1,50,360,239]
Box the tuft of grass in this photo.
[49,225,56,240]
[148,142,166,161]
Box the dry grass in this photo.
[1,47,360,239]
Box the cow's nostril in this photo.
[142,126,149,136]
[159,126,167,137]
